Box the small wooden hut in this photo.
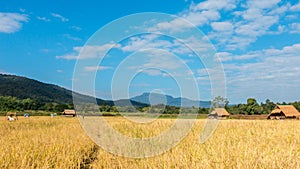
[62,109,76,117]
[267,105,300,120]
[208,108,230,119]
[6,112,18,120]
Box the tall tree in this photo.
[212,96,229,108]
[246,98,261,115]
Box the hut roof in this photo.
[6,112,17,116]
[210,108,230,116]
[63,109,76,115]
[269,105,300,117]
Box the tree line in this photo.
[0,96,74,113]
[221,98,300,115]
[1,96,300,115]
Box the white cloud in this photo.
[138,69,163,76]
[190,0,236,11]
[211,22,233,32]
[56,42,120,60]
[120,34,211,56]
[285,14,298,20]
[264,43,300,56]
[121,34,159,52]
[214,52,232,62]
[138,50,183,70]
[36,16,50,22]
[246,0,281,9]
[241,8,263,20]
[181,36,212,53]
[51,13,69,22]
[148,0,236,33]
[217,43,300,63]
[63,34,81,41]
[150,9,220,33]
[151,18,191,32]
[289,23,300,33]
[220,4,282,50]
[183,10,220,27]
[70,26,82,31]
[19,8,26,13]
[290,2,300,11]
[56,54,78,60]
[0,12,28,33]
[84,66,112,72]
[155,0,289,50]
[269,3,290,15]
[187,0,292,50]
[136,0,297,51]
[222,43,300,102]
[236,16,279,36]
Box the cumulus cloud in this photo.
[0,12,28,33]
[289,23,300,33]
[134,49,183,70]
[211,22,233,32]
[214,52,232,62]
[148,0,236,33]
[189,0,237,11]
[145,0,292,50]
[120,34,211,56]
[56,42,120,60]
[222,43,300,102]
[290,1,300,11]
[246,0,281,9]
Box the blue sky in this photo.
[1,0,300,104]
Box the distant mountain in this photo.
[0,74,146,107]
[131,92,211,108]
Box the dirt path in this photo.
[80,144,99,169]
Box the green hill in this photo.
[0,74,147,107]
[0,74,75,104]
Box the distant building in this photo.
[267,105,300,120]
[208,108,230,119]
[6,112,18,121]
[62,109,76,117]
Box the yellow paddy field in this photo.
[1,116,300,168]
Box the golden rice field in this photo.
[1,116,300,168]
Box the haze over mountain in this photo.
[131,92,211,108]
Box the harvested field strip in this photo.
[2,117,300,168]
[0,117,96,169]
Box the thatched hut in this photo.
[62,109,76,117]
[208,108,230,119]
[267,105,300,120]
[6,112,18,120]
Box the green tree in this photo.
[261,99,276,114]
[212,96,229,108]
[246,98,261,115]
